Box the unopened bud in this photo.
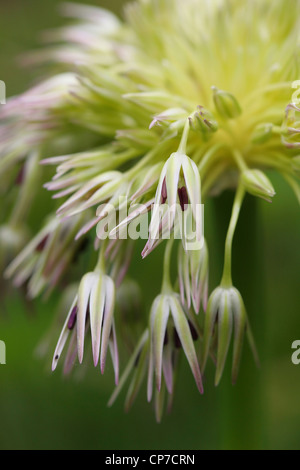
[241,169,275,202]
[188,106,218,139]
[212,86,242,119]
[251,123,273,144]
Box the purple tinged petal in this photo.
[100,276,115,374]
[202,278,209,312]
[152,296,170,392]
[110,199,154,239]
[5,220,58,280]
[124,341,148,412]
[182,156,201,221]
[215,293,233,386]
[108,330,149,407]
[231,289,246,385]
[89,274,105,367]
[162,340,174,394]
[178,246,185,306]
[149,164,168,241]
[165,153,182,226]
[170,296,203,394]
[147,296,161,402]
[56,171,119,215]
[109,320,119,386]
[75,215,103,240]
[52,295,78,371]
[77,272,96,364]
[52,184,81,200]
[202,287,223,372]
[63,328,78,376]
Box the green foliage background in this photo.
[0,0,299,450]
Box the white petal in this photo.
[100,276,115,374]
[52,295,78,371]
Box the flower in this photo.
[52,265,118,382]
[202,286,259,386]
[147,292,203,399]
[144,122,203,256]
[5,215,87,298]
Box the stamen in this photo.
[36,235,49,252]
[188,321,199,341]
[161,177,167,204]
[178,186,188,211]
[67,305,78,330]
[15,165,25,186]
[173,328,182,349]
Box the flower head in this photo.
[0,0,300,420]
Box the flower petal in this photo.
[77,272,96,363]
[89,273,105,366]
[215,293,233,386]
[170,296,203,394]
[52,295,78,371]
[100,275,115,374]
[152,295,170,392]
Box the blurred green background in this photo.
[0,0,300,450]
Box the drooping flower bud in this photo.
[52,268,118,383]
[145,151,202,256]
[202,286,259,386]
[241,169,275,202]
[147,293,203,400]
[212,86,242,119]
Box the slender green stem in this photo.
[95,239,108,272]
[213,193,266,449]
[221,182,245,287]
[177,119,190,154]
[232,149,248,172]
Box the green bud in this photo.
[241,169,275,202]
[212,86,242,119]
[251,123,273,144]
[188,106,218,139]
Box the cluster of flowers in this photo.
[0,0,299,420]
